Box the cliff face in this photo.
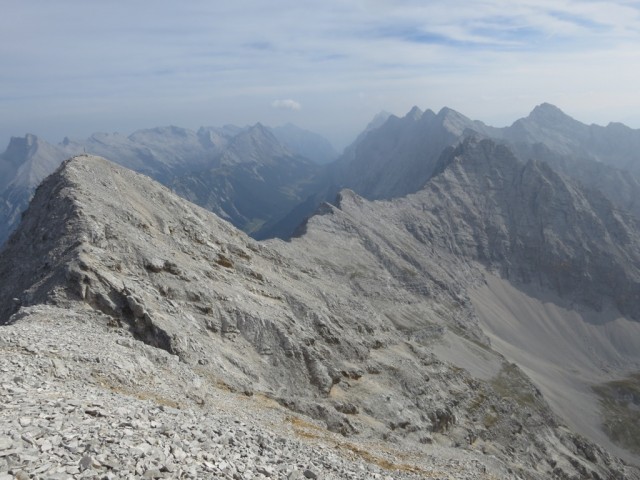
[413,138,640,317]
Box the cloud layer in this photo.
[1,0,639,148]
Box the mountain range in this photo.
[5,103,640,245]
[0,122,337,245]
[1,104,640,478]
[264,103,640,240]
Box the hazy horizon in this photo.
[2,1,640,152]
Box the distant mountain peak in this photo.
[437,106,454,116]
[246,122,279,142]
[251,121,267,130]
[406,105,423,120]
[219,122,291,166]
[6,133,39,151]
[436,106,467,120]
[2,134,47,168]
[269,123,338,164]
[357,111,392,137]
[528,103,570,122]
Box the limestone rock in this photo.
[0,155,638,479]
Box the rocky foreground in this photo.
[1,307,501,480]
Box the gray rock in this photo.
[79,454,95,471]
[51,358,68,378]
[0,155,638,480]
[303,468,318,479]
[143,468,163,479]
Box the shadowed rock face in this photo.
[1,154,639,478]
[334,106,498,201]
[418,138,640,318]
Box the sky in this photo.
[2,0,640,151]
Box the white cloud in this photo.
[271,99,302,111]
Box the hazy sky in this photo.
[2,0,640,150]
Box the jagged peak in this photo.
[436,106,471,122]
[249,122,270,132]
[527,103,571,122]
[243,122,278,140]
[233,123,281,147]
[366,111,392,130]
[406,106,423,120]
[219,122,291,165]
[433,107,479,137]
[431,136,519,180]
[1,134,47,166]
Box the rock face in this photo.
[418,137,640,318]
[1,155,639,479]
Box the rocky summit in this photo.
[1,154,639,479]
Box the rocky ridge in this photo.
[335,103,640,205]
[290,136,640,464]
[274,103,640,246]
[1,155,638,479]
[503,103,640,174]
[268,103,640,240]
